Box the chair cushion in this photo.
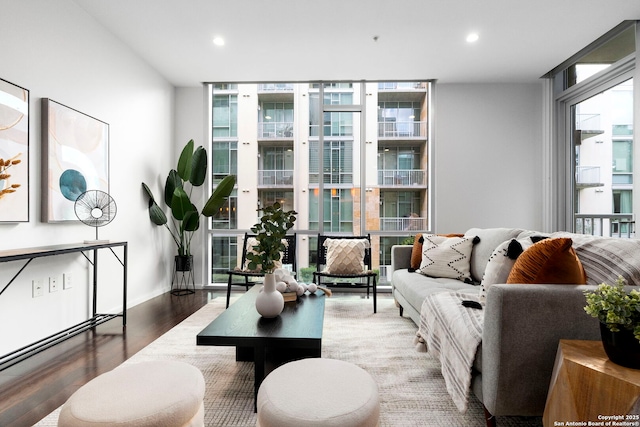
[323,238,369,274]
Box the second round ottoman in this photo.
[256,358,380,427]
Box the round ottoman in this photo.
[58,360,205,427]
[256,358,379,427]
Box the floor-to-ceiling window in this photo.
[208,81,432,286]
[549,22,636,237]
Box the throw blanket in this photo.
[415,291,484,412]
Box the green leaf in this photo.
[182,210,200,232]
[177,139,194,181]
[148,201,167,225]
[164,169,182,206]
[141,182,155,202]
[190,146,207,187]
[202,175,236,217]
[171,187,196,221]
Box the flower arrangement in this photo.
[584,276,640,343]
[0,153,22,199]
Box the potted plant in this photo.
[142,139,235,272]
[247,202,297,317]
[584,276,640,368]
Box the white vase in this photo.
[255,272,284,318]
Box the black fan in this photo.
[74,190,117,243]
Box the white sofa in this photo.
[390,227,640,426]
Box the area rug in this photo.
[36,294,542,426]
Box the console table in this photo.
[0,241,127,371]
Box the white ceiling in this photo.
[73,0,640,87]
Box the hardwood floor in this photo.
[0,289,223,427]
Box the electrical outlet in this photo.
[49,276,59,293]
[63,273,73,289]
[32,280,43,298]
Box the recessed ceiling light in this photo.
[213,37,225,46]
[466,33,479,43]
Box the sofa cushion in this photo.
[392,269,479,315]
[418,234,476,281]
[506,237,587,284]
[551,232,640,287]
[464,228,526,283]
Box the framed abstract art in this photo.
[41,99,109,222]
[0,78,30,223]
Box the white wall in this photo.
[0,0,176,354]
[434,83,544,233]
[174,86,209,285]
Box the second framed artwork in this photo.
[41,99,109,222]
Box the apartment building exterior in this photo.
[574,78,635,237]
[207,82,431,286]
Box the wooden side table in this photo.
[543,339,640,427]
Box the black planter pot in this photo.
[600,322,640,369]
[175,255,193,272]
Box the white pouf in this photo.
[257,358,380,427]
[58,360,205,427]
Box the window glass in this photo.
[565,25,635,88]
[209,81,432,285]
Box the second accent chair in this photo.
[226,233,297,308]
[313,234,378,313]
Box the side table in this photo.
[543,339,640,427]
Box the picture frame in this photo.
[0,78,30,223]
[41,99,109,222]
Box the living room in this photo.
[1,1,640,426]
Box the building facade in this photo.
[208,82,431,286]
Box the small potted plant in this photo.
[584,276,640,368]
[248,202,297,317]
[142,139,235,273]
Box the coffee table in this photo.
[196,285,326,410]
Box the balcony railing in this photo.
[576,166,603,189]
[575,214,635,238]
[378,82,428,90]
[258,170,294,187]
[309,124,353,137]
[380,216,427,231]
[378,121,427,138]
[258,83,294,92]
[258,122,294,138]
[308,172,353,184]
[576,113,601,131]
[378,169,426,186]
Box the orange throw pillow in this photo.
[409,233,423,271]
[506,237,587,284]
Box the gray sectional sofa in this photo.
[390,227,640,426]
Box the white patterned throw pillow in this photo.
[418,234,475,281]
[323,238,370,274]
[479,235,545,300]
